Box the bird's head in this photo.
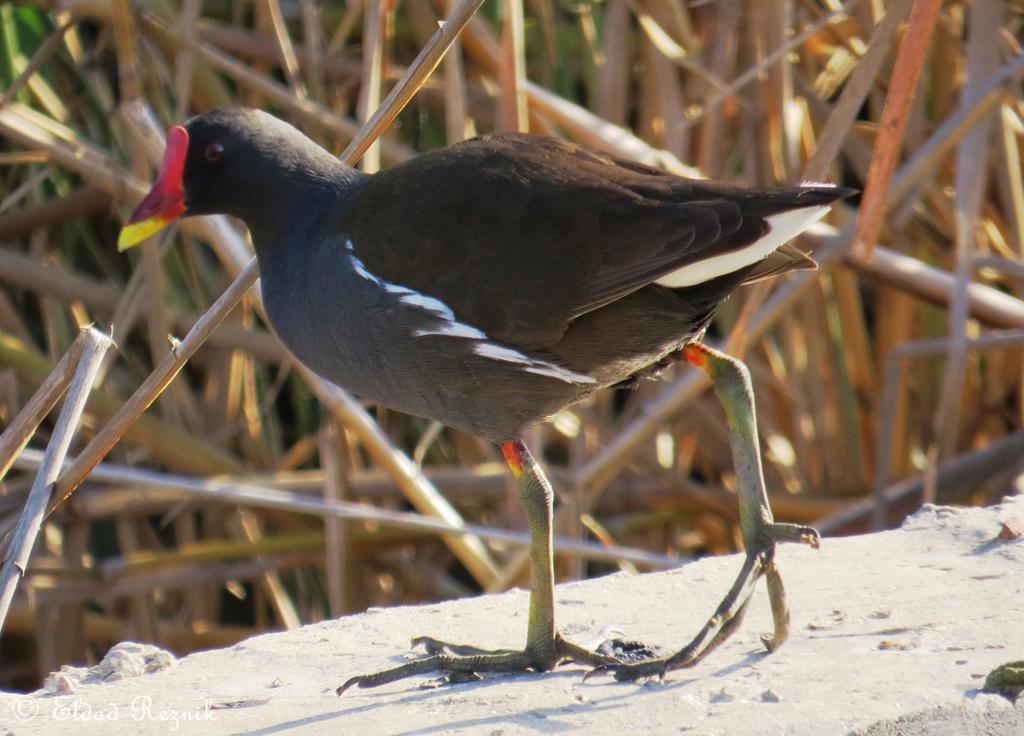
[118,108,347,250]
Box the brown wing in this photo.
[342,133,840,348]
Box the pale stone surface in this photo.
[2,497,1022,735]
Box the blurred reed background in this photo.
[1,0,1023,692]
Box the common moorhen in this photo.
[119,108,851,689]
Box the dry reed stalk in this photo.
[319,419,351,617]
[38,518,88,671]
[357,0,385,172]
[431,5,700,174]
[803,0,914,181]
[263,0,307,100]
[299,0,326,104]
[0,188,111,239]
[237,509,302,630]
[844,244,1024,328]
[140,17,415,166]
[853,0,942,256]
[595,0,630,126]
[138,245,182,426]
[0,247,284,362]
[42,262,258,513]
[1,19,74,107]
[889,55,1024,225]
[631,0,728,95]
[873,328,1024,518]
[94,531,328,574]
[294,367,501,585]
[15,448,679,570]
[73,464,508,509]
[525,83,699,176]
[3,604,253,651]
[0,327,112,635]
[0,330,86,481]
[326,0,365,56]
[930,0,1003,474]
[169,499,210,629]
[172,0,202,119]
[34,553,321,606]
[497,0,528,132]
[726,0,907,358]
[825,427,1024,535]
[0,330,244,475]
[635,0,689,157]
[110,0,142,103]
[440,0,470,143]
[340,0,487,163]
[996,105,1024,256]
[112,514,157,642]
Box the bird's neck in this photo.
[245,164,367,263]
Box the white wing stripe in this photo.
[346,238,594,385]
[654,204,831,288]
[474,343,596,384]
[413,323,487,339]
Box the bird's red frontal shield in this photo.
[117,126,189,250]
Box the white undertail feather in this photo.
[654,204,831,288]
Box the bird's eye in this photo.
[205,143,224,162]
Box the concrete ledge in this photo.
[2,497,1023,735]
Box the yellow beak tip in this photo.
[116,232,136,252]
[117,218,168,251]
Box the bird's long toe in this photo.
[337,632,628,694]
[337,649,539,695]
[411,636,519,657]
[584,531,814,684]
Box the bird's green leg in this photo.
[587,343,820,683]
[337,439,619,694]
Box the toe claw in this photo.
[765,522,822,548]
[411,636,444,654]
[581,665,608,683]
[582,662,658,683]
[336,676,363,696]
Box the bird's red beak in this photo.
[118,126,189,251]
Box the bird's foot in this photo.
[585,521,820,683]
[337,632,623,694]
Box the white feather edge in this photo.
[346,239,595,384]
[654,204,831,288]
[473,343,596,384]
